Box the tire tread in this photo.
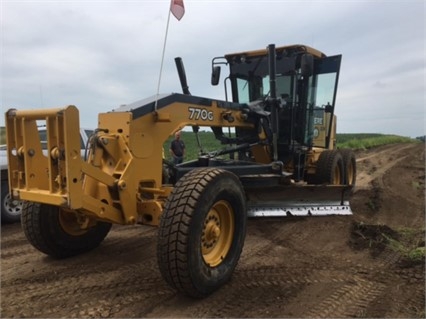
[157,168,246,298]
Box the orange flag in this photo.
[170,0,185,21]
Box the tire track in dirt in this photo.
[152,267,390,318]
[355,143,414,162]
[0,223,169,318]
[361,265,425,318]
[240,216,347,267]
[3,263,161,297]
[235,266,362,285]
[1,243,35,260]
[4,288,174,319]
[231,216,394,318]
[355,143,416,190]
[0,225,159,281]
[305,277,387,318]
[2,261,172,318]
[238,267,389,318]
[241,220,300,264]
[0,223,25,241]
[389,282,425,317]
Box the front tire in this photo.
[157,168,247,298]
[21,202,112,258]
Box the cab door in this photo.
[307,55,342,149]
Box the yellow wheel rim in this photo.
[58,210,89,236]
[332,164,342,185]
[346,161,354,185]
[201,200,234,267]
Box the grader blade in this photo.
[246,185,352,217]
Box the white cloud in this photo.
[1,0,425,137]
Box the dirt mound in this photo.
[349,222,399,255]
[349,221,425,269]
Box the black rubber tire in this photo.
[340,149,357,186]
[1,180,23,224]
[157,168,247,298]
[21,202,112,258]
[314,150,344,185]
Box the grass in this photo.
[383,229,425,264]
[411,181,422,190]
[337,133,416,150]
[163,130,227,161]
[398,228,426,263]
[163,131,418,161]
[350,222,425,264]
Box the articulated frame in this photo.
[6,94,256,226]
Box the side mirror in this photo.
[211,66,221,86]
[301,54,313,77]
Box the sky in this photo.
[1,0,425,137]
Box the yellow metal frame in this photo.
[5,99,256,226]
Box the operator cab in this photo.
[212,45,342,165]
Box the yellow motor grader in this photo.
[5,44,356,298]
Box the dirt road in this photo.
[1,143,424,318]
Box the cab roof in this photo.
[225,44,326,60]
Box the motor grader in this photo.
[5,44,356,298]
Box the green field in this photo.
[0,127,5,145]
[1,127,418,162]
[336,133,416,150]
[165,131,418,161]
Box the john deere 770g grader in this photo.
[5,44,356,298]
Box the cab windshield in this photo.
[228,53,341,149]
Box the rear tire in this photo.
[314,150,344,185]
[157,168,247,298]
[21,202,112,258]
[340,149,357,186]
